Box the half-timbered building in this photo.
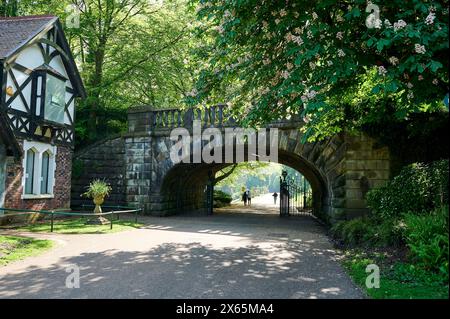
[0,15,85,213]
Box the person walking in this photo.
[242,191,248,206]
[273,192,278,205]
[247,189,252,206]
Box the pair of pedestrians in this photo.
[242,189,252,206]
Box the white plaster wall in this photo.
[7,36,75,125]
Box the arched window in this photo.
[25,148,36,194]
[40,151,50,194]
[22,141,57,198]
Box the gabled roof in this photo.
[0,111,21,157]
[0,15,57,59]
[0,15,86,98]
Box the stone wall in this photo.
[71,136,126,208]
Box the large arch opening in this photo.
[159,149,330,219]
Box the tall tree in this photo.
[191,0,449,141]
[6,0,199,147]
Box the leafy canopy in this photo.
[190,0,449,141]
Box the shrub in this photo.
[331,218,405,247]
[331,217,373,246]
[367,159,449,219]
[403,206,449,281]
[213,190,232,207]
[369,219,406,247]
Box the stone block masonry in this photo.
[71,106,391,223]
[71,136,126,208]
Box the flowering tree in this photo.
[190,0,449,141]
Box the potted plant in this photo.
[82,179,112,225]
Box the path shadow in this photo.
[0,241,362,299]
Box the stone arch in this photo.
[152,129,342,219]
[158,150,329,217]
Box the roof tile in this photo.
[0,15,56,59]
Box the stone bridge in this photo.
[71,105,391,223]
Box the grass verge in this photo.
[0,235,54,266]
[341,249,449,299]
[14,217,143,234]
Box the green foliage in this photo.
[192,0,449,141]
[403,206,449,280]
[215,162,310,200]
[82,179,112,199]
[213,190,232,207]
[331,217,405,247]
[342,251,449,299]
[367,159,449,219]
[332,218,372,246]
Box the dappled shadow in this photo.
[139,210,325,241]
[0,240,362,299]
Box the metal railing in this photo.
[0,206,143,232]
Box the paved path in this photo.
[0,199,364,299]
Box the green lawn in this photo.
[0,235,54,266]
[342,250,449,299]
[15,217,143,234]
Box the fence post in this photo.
[50,212,54,232]
[110,215,113,230]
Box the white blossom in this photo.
[281,70,290,79]
[425,12,436,25]
[393,19,407,31]
[389,56,399,65]
[216,25,225,34]
[312,12,318,20]
[186,88,198,97]
[285,32,293,41]
[407,82,414,89]
[432,78,439,85]
[292,35,304,45]
[407,91,414,99]
[327,60,333,66]
[337,49,346,57]
[307,90,317,99]
[374,19,382,29]
[336,32,343,40]
[378,66,387,76]
[415,44,426,54]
